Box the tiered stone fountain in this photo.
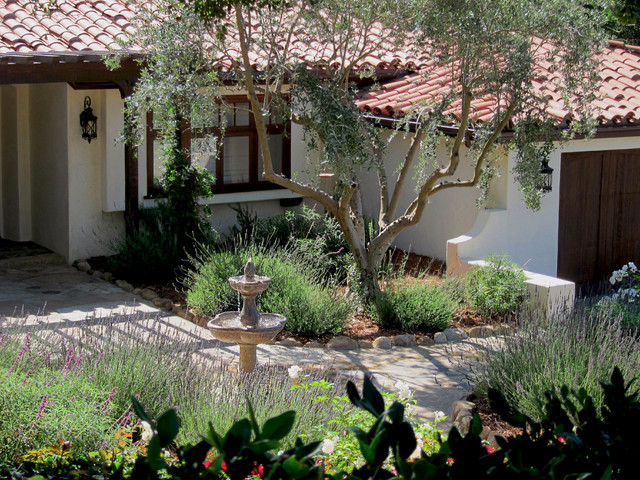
[207,258,287,373]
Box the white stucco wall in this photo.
[356,132,490,261]
[456,134,640,277]
[66,87,124,261]
[29,83,70,257]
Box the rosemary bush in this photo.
[185,245,353,336]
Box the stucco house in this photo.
[2,0,639,293]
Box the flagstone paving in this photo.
[0,261,496,426]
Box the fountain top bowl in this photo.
[228,258,272,295]
[208,312,286,345]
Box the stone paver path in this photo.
[1,261,495,426]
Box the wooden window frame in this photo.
[145,96,291,197]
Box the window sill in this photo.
[199,189,303,205]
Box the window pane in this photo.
[153,139,164,180]
[258,134,283,180]
[223,136,250,183]
[235,103,250,126]
[192,136,218,175]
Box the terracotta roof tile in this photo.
[356,41,640,128]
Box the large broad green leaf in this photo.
[261,410,296,441]
[156,408,180,446]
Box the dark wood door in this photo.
[558,149,640,285]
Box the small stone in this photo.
[480,426,491,440]
[132,288,142,296]
[92,270,103,279]
[303,341,325,349]
[418,336,435,346]
[451,400,476,423]
[468,326,494,338]
[359,340,374,349]
[116,279,134,292]
[102,272,113,282]
[191,314,201,324]
[184,310,195,321]
[277,338,303,347]
[153,297,170,307]
[453,412,473,436]
[174,307,186,319]
[393,334,417,347]
[76,261,91,273]
[140,288,158,301]
[327,336,359,349]
[487,431,504,449]
[434,332,448,344]
[372,336,393,349]
[443,327,468,342]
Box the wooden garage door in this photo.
[558,149,640,285]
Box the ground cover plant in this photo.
[472,304,640,421]
[184,245,353,337]
[0,313,351,468]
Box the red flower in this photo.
[252,462,264,477]
[558,436,566,443]
[485,445,495,454]
[202,460,210,467]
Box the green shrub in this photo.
[464,254,528,317]
[107,205,182,283]
[228,204,352,282]
[472,306,640,421]
[185,247,353,336]
[374,281,453,333]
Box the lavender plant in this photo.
[472,304,640,420]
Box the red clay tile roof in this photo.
[355,41,640,128]
[2,1,640,128]
[0,0,136,54]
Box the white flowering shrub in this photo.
[598,262,640,328]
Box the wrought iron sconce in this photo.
[539,158,554,193]
[80,96,97,143]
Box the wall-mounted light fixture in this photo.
[79,96,97,143]
[539,158,553,193]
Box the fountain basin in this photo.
[228,274,271,297]
[208,312,286,345]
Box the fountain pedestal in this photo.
[207,259,287,373]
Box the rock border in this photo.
[73,259,515,351]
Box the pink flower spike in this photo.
[558,436,566,443]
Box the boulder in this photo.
[393,334,417,347]
[115,279,134,292]
[443,327,468,342]
[140,288,158,301]
[372,336,393,349]
[76,261,91,273]
[468,326,494,338]
[434,332,448,344]
[327,336,359,349]
[418,336,436,346]
[359,340,374,349]
[304,341,325,349]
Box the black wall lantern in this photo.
[539,158,554,193]
[80,96,97,143]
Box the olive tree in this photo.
[116,0,610,303]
